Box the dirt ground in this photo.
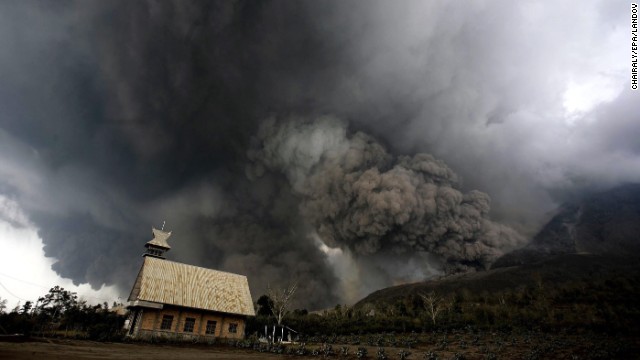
[1,334,638,360]
[0,339,283,360]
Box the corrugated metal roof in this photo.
[129,257,255,316]
[146,228,172,249]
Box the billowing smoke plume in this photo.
[249,117,525,272]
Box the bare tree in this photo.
[267,282,298,326]
[420,291,444,326]
[0,296,7,314]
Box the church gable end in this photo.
[126,226,254,341]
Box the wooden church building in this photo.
[126,228,255,341]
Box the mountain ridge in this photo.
[493,183,640,268]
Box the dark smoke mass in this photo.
[248,118,524,272]
[0,1,637,307]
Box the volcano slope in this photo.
[355,184,640,333]
[494,183,640,268]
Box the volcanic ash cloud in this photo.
[248,117,525,273]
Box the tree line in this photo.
[247,275,640,337]
[0,285,125,340]
[2,273,638,342]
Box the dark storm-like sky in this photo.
[0,1,637,307]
